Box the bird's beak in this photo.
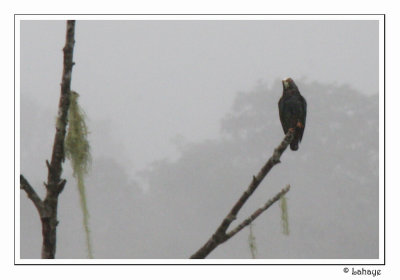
[282,79,289,90]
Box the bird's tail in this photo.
[290,121,304,151]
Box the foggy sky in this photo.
[20,19,379,259]
[20,20,378,171]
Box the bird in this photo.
[278,77,307,151]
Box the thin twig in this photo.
[226,185,290,239]
[20,175,44,216]
[190,130,294,259]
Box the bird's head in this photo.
[282,77,297,91]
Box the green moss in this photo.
[280,195,289,236]
[65,91,93,258]
[65,91,91,176]
[248,222,257,258]
[77,173,93,258]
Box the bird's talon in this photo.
[296,121,304,128]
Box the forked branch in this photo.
[226,184,290,239]
[190,130,294,259]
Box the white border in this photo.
[16,258,383,265]
[378,15,385,263]
[15,14,384,265]
[16,14,382,21]
[15,17,21,264]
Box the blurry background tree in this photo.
[20,76,379,258]
[134,79,378,258]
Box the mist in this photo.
[20,20,379,259]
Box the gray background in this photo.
[20,20,379,259]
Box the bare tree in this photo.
[20,20,76,259]
[190,130,294,259]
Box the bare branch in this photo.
[40,20,76,259]
[226,185,291,239]
[217,130,294,234]
[47,20,75,189]
[20,175,45,216]
[190,130,294,259]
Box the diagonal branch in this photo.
[226,185,290,239]
[20,175,45,216]
[190,130,294,259]
[217,130,294,234]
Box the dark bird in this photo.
[278,77,307,151]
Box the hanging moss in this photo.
[248,222,257,258]
[280,195,289,236]
[65,91,93,258]
[65,91,91,175]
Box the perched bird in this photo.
[278,78,307,151]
